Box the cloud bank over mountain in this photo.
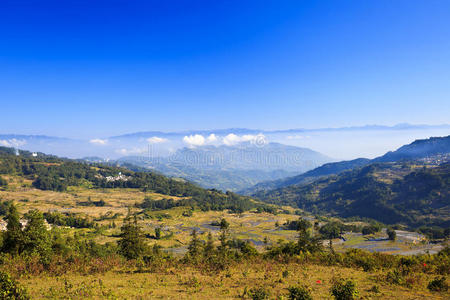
[1,124,449,160]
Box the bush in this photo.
[386,270,405,285]
[387,228,396,240]
[0,271,30,299]
[248,287,270,300]
[362,225,380,235]
[331,278,358,300]
[427,276,448,292]
[287,285,313,300]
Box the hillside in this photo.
[375,135,450,162]
[255,162,450,227]
[245,135,450,194]
[0,146,262,213]
[241,158,371,195]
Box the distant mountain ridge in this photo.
[110,123,450,139]
[2,123,449,160]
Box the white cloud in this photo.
[223,133,267,146]
[207,134,217,143]
[0,140,10,147]
[0,139,27,147]
[147,136,168,144]
[222,133,240,146]
[89,138,108,145]
[115,147,146,155]
[183,134,206,147]
[182,133,267,147]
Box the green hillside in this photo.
[255,162,450,228]
[244,135,450,195]
[0,146,262,213]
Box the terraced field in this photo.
[0,175,446,257]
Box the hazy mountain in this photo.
[118,142,332,191]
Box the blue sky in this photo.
[0,0,449,138]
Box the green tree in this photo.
[203,232,215,258]
[155,227,161,240]
[22,210,51,260]
[219,218,229,230]
[2,204,23,255]
[320,222,342,240]
[297,219,322,254]
[187,229,202,262]
[218,219,230,255]
[118,215,147,260]
[296,218,311,234]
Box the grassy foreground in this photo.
[19,259,448,299]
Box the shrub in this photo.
[331,278,358,300]
[0,271,30,299]
[387,228,396,240]
[248,287,270,300]
[427,276,448,292]
[287,285,313,300]
[386,270,405,285]
[362,225,380,235]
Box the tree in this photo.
[22,210,51,259]
[319,222,342,240]
[155,227,161,240]
[296,218,311,234]
[203,232,215,258]
[187,229,202,262]
[219,218,229,230]
[118,215,147,260]
[2,204,23,255]
[387,228,396,241]
[296,218,322,254]
[218,219,230,255]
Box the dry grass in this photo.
[19,261,449,299]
